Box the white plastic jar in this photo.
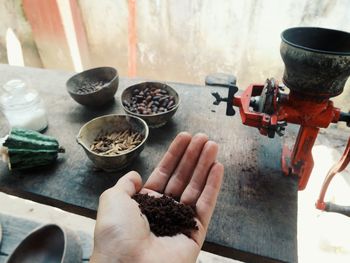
[0,79,48,132]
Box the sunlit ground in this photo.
[298,144,350,263]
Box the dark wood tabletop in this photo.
[0,64,298,263]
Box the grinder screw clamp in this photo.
[338,111,350,127]
[206,73,238,116]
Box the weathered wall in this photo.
[78,0,350,90]
[78,0,128,75]
[77,0,350,107]
[0,0,42,67]
[1,0,350,107]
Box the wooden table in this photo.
[0,65,298,263]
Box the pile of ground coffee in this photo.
[132,193,198,237]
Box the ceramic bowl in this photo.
[121,82,180,128]
[77,114,149,172]
[66,67,118,107]
[7,224,82,263]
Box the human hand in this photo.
[90,132,224,263]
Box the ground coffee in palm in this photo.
[132,193,198,237]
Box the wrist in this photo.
[90,251,119,263]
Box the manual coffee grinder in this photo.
[210,27,350,216]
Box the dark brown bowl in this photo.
[121,82,180,128]
[66,67,119,107]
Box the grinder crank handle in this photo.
[324,203,350,217]
[316,136,350,216]
[206,73,238,116]
[339,111,350,127]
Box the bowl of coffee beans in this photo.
[66,67,118,107]
[121,82,180,128]
[77,114,148,172]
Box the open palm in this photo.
[91,132,224,263]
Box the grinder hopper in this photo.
[280,27,350,99]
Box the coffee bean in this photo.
[167,100,174,109]
[161,99,169,107]
[132,89,139,96]
[136,95,144,102]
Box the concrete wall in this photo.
[1,0,350,106]
[0,0,42,67]
[78,0,350,91]
[78,0,128,75]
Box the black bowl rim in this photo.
[66,67,119,95]
[281,27,350,56]
[121,81,181,117]
[76,114,149,158]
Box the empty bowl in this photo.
[77,114,149,172]
[121,82,180,128]
[66,67,118,107]
[7,224,82,263]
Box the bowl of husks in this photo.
[121,82,180,128]
[76,114,148,172]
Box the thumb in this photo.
[113,171,143,196]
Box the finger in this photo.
[180,141,219,205]
[195,162,224,233]
[95,171,150,244]
[111,171,143,196]
[144,132,192,192]
[139,188,163,198]
[97,171,143,222]
[164,133,208,198]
